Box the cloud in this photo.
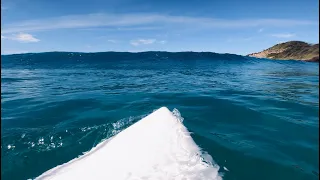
[1,13,317,34]
[107,39,118,43]
[79,26,161,31]
[258,28,264,32]
[130,39,167,46]
[2,33,40,42]
[270,33,296,38]
[130,39,156,46]
[158,40,167,44]
[14,33,40,42]
[116,26,161,31]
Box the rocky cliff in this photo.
[248,41,319,62]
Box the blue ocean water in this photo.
[1,52,319,180]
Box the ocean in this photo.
[1,52,319,180]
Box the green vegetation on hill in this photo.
[248,41,319,62]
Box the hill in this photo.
[247,41,319,62]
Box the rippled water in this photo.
[1,52,319,180]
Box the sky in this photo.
[1,0,319,55]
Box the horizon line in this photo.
[1,50,247,55]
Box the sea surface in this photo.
[1,52,319,180]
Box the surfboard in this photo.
[36,107,221,180]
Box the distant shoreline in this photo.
[247,41,319,62]
[2,50,318,63]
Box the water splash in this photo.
[172,108,184,123]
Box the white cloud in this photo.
[14,33,40,42]
[130,39,167,46]
[258,28,264,32]
[2,33,40,42]
[79,26,161,31]
[1,13,316,34]
[270,33,296,38]
[158,40,167,44]
[107,39,118,43]
[130,39,156,46]
[116,26,161,31]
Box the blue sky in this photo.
[1,0,319,55]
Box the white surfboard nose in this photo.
[158,106,170,112]
[153,106,171,115]
[36,107,221,180]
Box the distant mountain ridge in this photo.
[247,41,319,62]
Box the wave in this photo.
[1,51,254,69]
